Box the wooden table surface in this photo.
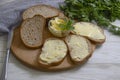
[0,0,120,80]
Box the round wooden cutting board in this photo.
[11,26,96,71]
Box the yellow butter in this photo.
[50,17,65,31]
[67,35,89,60]
[73,22,105,40]
[40,39,67,64]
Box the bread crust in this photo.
[20,15,46,48]
[22,4,59,20]
[65,35,94,64]
[38,38,68,67]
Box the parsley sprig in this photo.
[60,0,120,35]
[59,19,74,31]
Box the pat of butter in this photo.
[55,17,64,24]
[50,17,64,31]
[73,22,105,40]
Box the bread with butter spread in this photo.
[38,38,68,66]
[72,22,106,43]
[65,35,93,63]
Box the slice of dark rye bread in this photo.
[22,4,60,20]
[72,22,106,44]
[20,15,46,48]
[38,38,68,67]
[65,35,93,64]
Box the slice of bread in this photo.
[38,38,67,66]
[22,4,59,20]
[65,35,93,63]
[72,22,106,43]
[20,15,46,48]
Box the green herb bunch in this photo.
[59,19,74,31]
[60,0,120,35]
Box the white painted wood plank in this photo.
[107,35,120,42]
[0,52,19,63]
[89,42,120,63]
[7,62,120,80]
[0,63,3,75]
[0,58,4,63]
[0,35,7,41]
[104,30,120,42]
[0,51,6,58]
[0,40,7,51]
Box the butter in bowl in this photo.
[48,17,74,37]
